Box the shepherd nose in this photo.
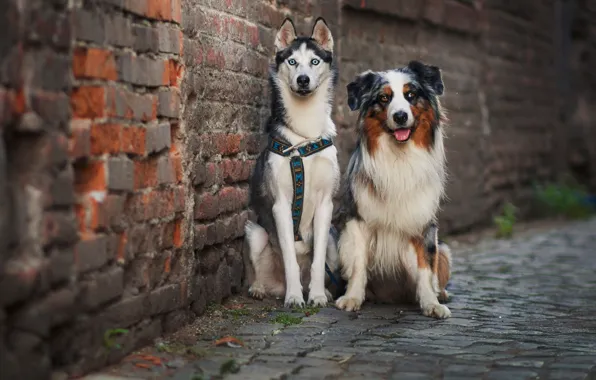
[393,111,408,125]
[297,75,310,88]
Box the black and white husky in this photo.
[334,62,452,318]
[244,18,340,307]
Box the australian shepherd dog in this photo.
[334,61,452,319]
[244,18,341,308]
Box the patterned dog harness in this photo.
[268,136,339,286]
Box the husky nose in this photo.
[393,111,408,125]
[297,75,310,88]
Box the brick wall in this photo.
[0,0,594,378]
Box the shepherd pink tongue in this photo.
[394,129,411,142]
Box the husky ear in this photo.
[407,60,444,96]
[347,71,376,111]
[311,17,334,51]
[275,18,297,51]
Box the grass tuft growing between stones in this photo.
[272,313,303,326]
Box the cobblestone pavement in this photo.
[87,218,596,380]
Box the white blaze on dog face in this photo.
[383,71,416,140]
[274,18,334,97]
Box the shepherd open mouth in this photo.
[393,128,412,142]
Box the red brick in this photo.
[74,160,107,193]
[194,192,219,220]
[147,0,172,21]
[173,219,184,248]
[171,0,182,24]
[73,47,118,80]
[171,152,183,183]
[69,121,91,159]
[90,123,122,155]
[71,86,106,119]
[121,126,147,155]
[424,0,445,25]
[222,159,253,184]
[106,87,157,122]
[162,59,183,86]
[218,186,249,214]
[117,232,127,264]
[134,158,158,189]
[444,0,478,33]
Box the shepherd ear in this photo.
[407,60,444,96]
[275,18,297,51]
[347,71,376,111]
[311,17,334,51]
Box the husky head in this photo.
[346,61,445,148]
[273,17,335,97]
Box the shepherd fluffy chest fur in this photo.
[334,61,453,319]
[244,18,340,307]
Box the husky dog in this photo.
[244,18,340,307]
[334,61,452,318]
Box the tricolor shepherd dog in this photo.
[334,62,453,319]
[244,17,341,307]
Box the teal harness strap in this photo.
[268,136,339,287]
[268,137,334,241]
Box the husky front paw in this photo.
[422,303,451,319]
[284,292,305,308]
[335,295,364,312]
[308,292,328,307]
[249,283,266,300]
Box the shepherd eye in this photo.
[311,58,320,65]
[378,94,389,103]
[405,91,416,101]
[288,59,297,66]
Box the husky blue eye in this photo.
[288,59,297,65]
[311,58,320,65]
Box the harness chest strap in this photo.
[268,137,339,286]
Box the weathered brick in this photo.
[49,167,75,207]
[107,157,134,192]
[444,0,478,33]
[164,59,183,86]
[134,158,158,189]
[48,248,74,285]
[73,47,118,80]
[74,160,106,193]
[74,8,105,44]
[121,126,147,155]
[42,211,78,248]
[147,0,173,21]
[149,283,182,315]
[106,13,134,47]
[146,123,171,154]
[80,267,124,309]
[100,294,148,328]
[0,257,43,307]
[75,234,108,273]
[157,155,176,185]
[12,288,77,337]
[115,52,167,87]
[69,121,91,159]
[71,86,106,119]
[133,24,159,53]
[31,50,71,91]
[157,24,181,54]
[90,123,122,155]
[106,87,157,122]
[157,89,180,118]
[30,91,70,129]
[424,0,445,25]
